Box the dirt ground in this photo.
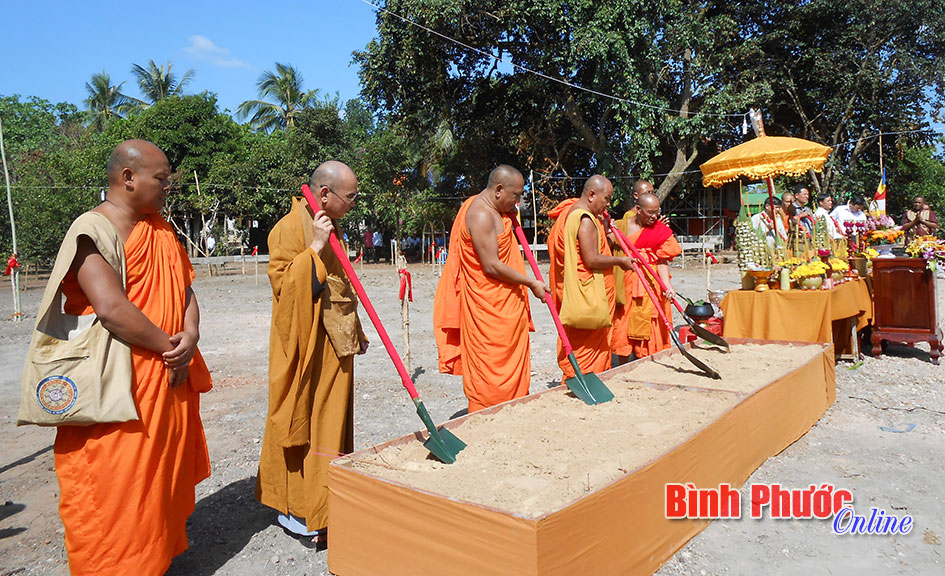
[1,258,943,575]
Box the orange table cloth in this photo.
[721,278,872,350]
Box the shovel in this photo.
[510,215,614,405]
[609,222,730,351]
[610,223,722,379]
[301,185,466,463]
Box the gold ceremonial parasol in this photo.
[700,109,833,222]
[699,135,832,188]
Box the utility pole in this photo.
[1,116,21,321]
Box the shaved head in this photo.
[634,192,661,226]
[633,180,654,197]
[637,192,660,211]
[311,160,356,190]
[487,164,524,189]
[583,174,612,196]
[107,139,166,185]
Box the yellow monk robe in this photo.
[257,198,366,532]
[611,215,682,358]
[433,197,534,412]
[55,214,212,576]
[547,200,616,379]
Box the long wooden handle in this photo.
[509,214,574,356]
[300,185,419,400]
[611,224,676,335]
[609,220,686,316]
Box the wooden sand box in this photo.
[346,343,824,518]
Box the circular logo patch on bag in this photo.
[36,376,78,415]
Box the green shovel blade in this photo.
[415,400,466,464]
[565,354,615,405]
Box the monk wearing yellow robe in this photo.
[53,140,211,575]
[257,161,368,547]
[612,193,681,360]
[548,175,634,380]
[434,166,547,412]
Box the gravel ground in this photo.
[1,258,942,576]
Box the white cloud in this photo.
[184,35,251,69]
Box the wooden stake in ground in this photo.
[1,116,21,321]
[397,251,411,372]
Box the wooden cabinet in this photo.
[870,258,943,364]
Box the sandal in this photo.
[281,526,328,550]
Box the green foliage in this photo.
[84,72,136,132]
[237,63,320,132]
[894,144,945,216]
[130,60,194,105]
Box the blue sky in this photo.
[2,1,941,147]
[1,0,379,114]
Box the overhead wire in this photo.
[353,0,747,119]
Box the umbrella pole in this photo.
[765,176,777,226]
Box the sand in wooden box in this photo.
[328,341,835,576]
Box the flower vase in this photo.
[799,275,824,290]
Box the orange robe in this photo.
[257,198,366,531]
[434,197,533,412]
[547,200,616,379]
[611,216,682,358]
[55,214,212,576]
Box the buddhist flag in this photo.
[870,168,886,217]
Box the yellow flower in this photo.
[829,258,849,272]
[790,260,830,280]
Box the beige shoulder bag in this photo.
[17,211,138,426]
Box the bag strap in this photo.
[34,212,127,334]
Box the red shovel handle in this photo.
[610,224,676,334]
[609,220,686,316]
[300,185,419,400]
[510,214,575,356]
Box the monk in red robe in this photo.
[548,175,634,380]
[612,193,681,361]
[434,165,547,412]
[54,140,211,575]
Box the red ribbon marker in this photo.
[5,254,20,276]
[398,268,413,301]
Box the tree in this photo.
[237,63,319,132]
[84,72,134,131]
[731,0,945,196]
[355,0,767,205]
[130,60,194,105]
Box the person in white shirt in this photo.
[829,195,868,235]
[750,197,787,248]
[814,193,844,239]
[205,233,216,254]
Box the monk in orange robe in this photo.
[548,175,634,380]
[434,165,547,412]
[52,140,211,575]
[257,161,368,547]
[612,193,682,360]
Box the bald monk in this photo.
[50,140,212,575]
[623,179,671,224]
[434,165,548,412]
[257,161,368,547]
[611,193,681,361]
[548,175,634,379]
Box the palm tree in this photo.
[130,60,195,105]
[237,63,318,132]
[84,72,135,131]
